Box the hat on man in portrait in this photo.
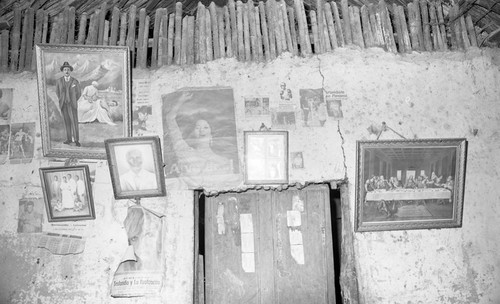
[60,62,74,71]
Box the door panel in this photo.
[205,185,335,304]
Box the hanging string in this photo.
[376,122,407,140]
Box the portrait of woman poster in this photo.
[162,87,240,189]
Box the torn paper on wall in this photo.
[37,232,85,255]
[240,213,255,273]
[111,205,165,297]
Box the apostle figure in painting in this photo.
[55,62,82,146]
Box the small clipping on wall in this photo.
[244,97,270,117]
[17,198,44,233]
[0,88,13,124]
[299,89,327,127]
[9,122,35,164]
[325,91,346,120]
[0,124,10,164]
[291,151,304,169]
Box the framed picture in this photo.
[40,165,96,222]
[355,138,467,232]
[105,136,166,199]
[35,44,131,159]
[244,131,288,184]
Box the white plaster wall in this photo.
[1,47,500,303]
[0,71,194,303]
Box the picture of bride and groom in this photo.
[40,165,96,222]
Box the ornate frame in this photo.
[36,44,131,159]
[355,138,467,232]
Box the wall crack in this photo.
[317,56,348,181]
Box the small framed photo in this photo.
[105,136,166,199]
[244,131,288,184]
[40,165,96,222]
[355,138,467,232]
[35,44,131,159]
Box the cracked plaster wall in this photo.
[1,47,500,303]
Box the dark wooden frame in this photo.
[355,138,467,232]
[40,165,96,222]
[36,44,131,159]
[244,131,289,185]
[105,136,166,200]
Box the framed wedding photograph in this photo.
[40,165,96,222]
[105,136,166,200]
[35,44,131,159]
[355,138,467,232]
[244,131,288,184]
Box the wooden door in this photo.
[205,185,336,304]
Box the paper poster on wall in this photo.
[9,122,35,163]
[244,97,270,117]
[0,124,10,164]
[279,82,294,105]
[0,88,13,124]
[271,109,296,129]
[37,233,85,255]
[132,105,154,136]
[162,87,240,189]
[325,91,345,120]
[17,198,44,233]
[111,205,164,297]
[299,89,327,127]
[132,79,151,106]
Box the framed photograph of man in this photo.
[244,131,289,184]
[35,44,131,159]
[355,138,467,232]
[105,136,166,200]
[40,165,96,222]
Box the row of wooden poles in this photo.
[0,0,479,72]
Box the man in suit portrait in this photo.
[55,62,82,146]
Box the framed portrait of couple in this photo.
[35,44,131,159]
[40,165,95,222]
[105,136,166,200]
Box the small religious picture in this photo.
[40,165,96,222]
[291,152,304,169]
[105,136,166,199]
